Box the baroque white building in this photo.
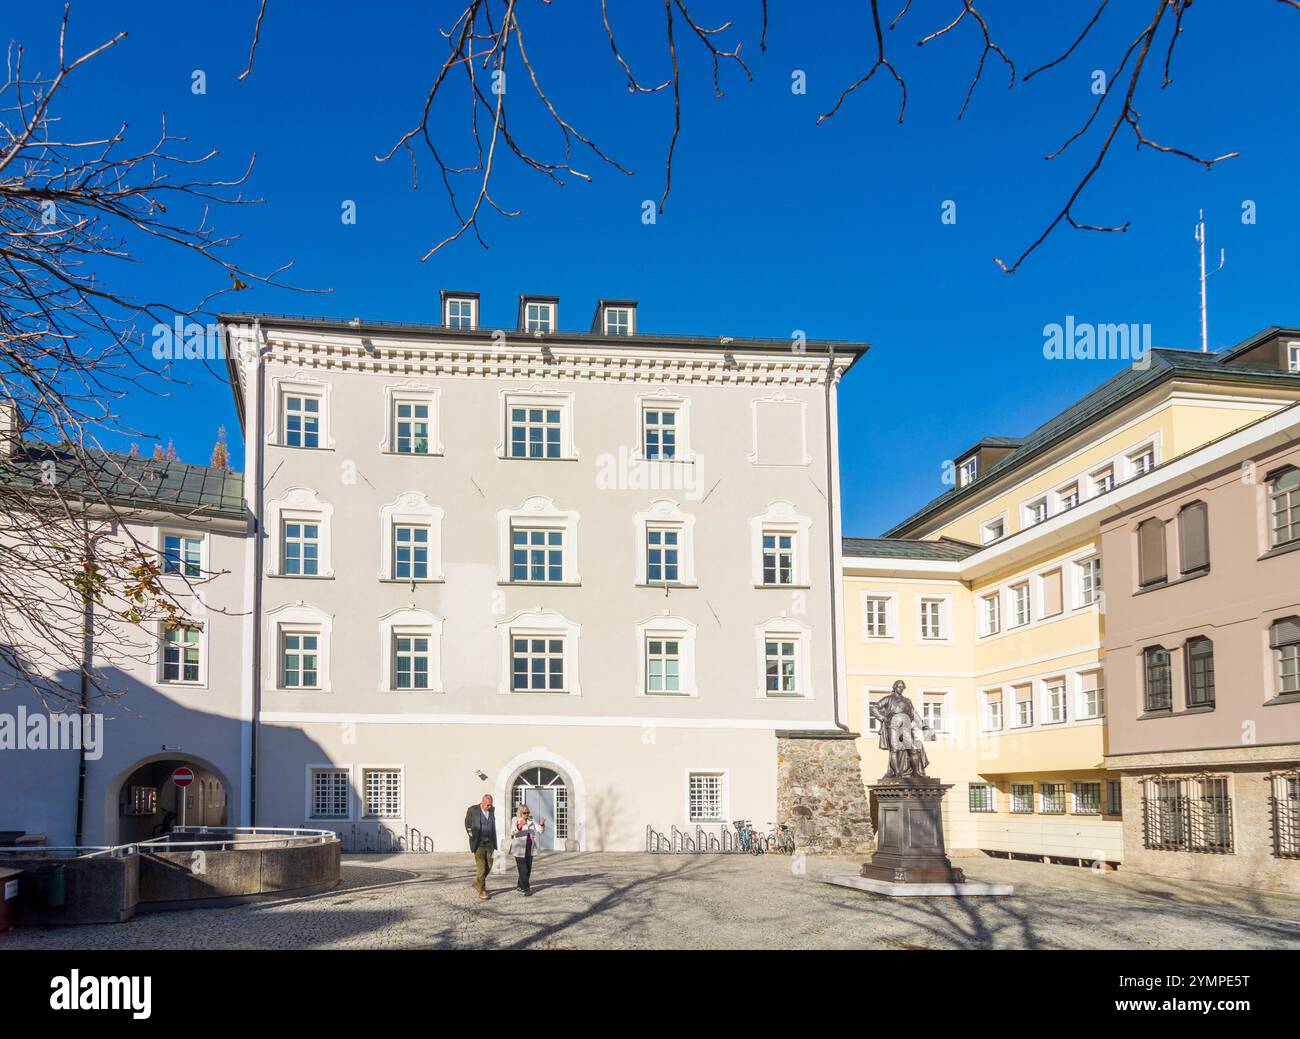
[219,297,867,850]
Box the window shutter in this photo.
[1042,569,1063,616]
[1138,518,1167,586]
[1079,671,1100,693]
[1179,502,1210,574]
[1272,617,1300,649]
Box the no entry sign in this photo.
[171,766,195,788]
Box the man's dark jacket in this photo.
[465,804,497,852]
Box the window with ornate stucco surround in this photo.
[496,386,577,460]
[749,500,812,588]
[266,601,333,693]
[497,495,581,584]
[496,608,582,696]
[266,486,335,578]
[633,498,697,586]
[755,615,814,700]
[634,613,698,697]
[267,369,335,449]
[380,381,444,456]
[379,491,445,582]
[631,388,695,463]
[377,606,445,693]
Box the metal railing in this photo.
[314,822,435,854]
[0,826,339,859]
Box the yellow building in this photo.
[844,331,1300,867]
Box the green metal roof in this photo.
[883,344,1300,538]
[0,445,246,520]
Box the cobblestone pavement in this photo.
[3,853,1299,950]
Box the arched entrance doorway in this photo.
[112,756,228,844]
[511,767,568,851]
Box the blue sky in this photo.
[11,2,1300,535]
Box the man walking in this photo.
[465,793,497,900]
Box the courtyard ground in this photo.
[2,852,1298,950]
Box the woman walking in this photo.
[508,803,546,895]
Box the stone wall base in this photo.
[776,731,875,855]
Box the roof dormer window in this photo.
[594,300,637,336]
[1289,341,1300,373]
[519,296,558,334]
[440,290,479,330]
[957,457,977,488]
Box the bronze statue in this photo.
[869,680,931,780]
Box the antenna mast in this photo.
[1195,210,1225,352]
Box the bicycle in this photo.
[732,819,765,855]
[766,823,797,855]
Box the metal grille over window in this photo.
[688,773,723,822]
[968,784,995,813]
[363,768,401,819]
[1141,776,1234,853]
[1271,773,1300,859]
[312,769,349,818]
[1072,782,1101,815]
[1010,783,1034,814]
[1107,780,1123,817]
[1040,783,1066,814]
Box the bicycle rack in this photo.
[645,822,756,854]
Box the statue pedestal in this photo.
[860,777,965,886]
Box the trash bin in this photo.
[34,863,66,908]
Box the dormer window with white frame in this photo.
[957,456,978,488]
[442,293,478,330]
[1289,341,1300,373]
[521,298,557,334]
[602,304,635,336]
[750,501,811,588]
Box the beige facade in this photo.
[1102,406,1300,892]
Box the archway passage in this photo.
[117,758,227,844]
[511,766,568,851]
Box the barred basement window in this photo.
[1040,783,1066,814]
[363,768,402,819]
[1072,782,1101,815]
[968,784,996,813]
[1271,774,1300,859]
[1142,776,1234,853]
[1107,780,1123,817]
[1011,784,1034,814]
[311,769,349,819]
[689,772,724,823]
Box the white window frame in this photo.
[633,499,697,586]
[1023,497,1049,528]
[499,388,577,460]
[266,487,334,578]
[750,501,812,588]
[377,608,445,693]
[266,603,332,693]
[603,305,634,336]
[377,492,444,583]
[756,617,813,699]
[685,769,729,824]
[861,592,897,642]
[1042,676,1068,724]
[1012,687,1034,728]
[158,530,205,579]
[1126,441,1157,481]
[497,609,581,696]
[980,591,1001,637]
[159,621,206,687]
[268,372,334,450]
[279,629,322,690]
[921,694,947,733]
[915,594,952,643]
[523,300,556,333]
[1056,481,1080,513]
[1010,582,1032,628]
[1091,465,1115,497]
[498,495,580,584]
[1074,554,1102,608]
[957,457,978,488]
[443,295,478,329]
[1077,669,1105,720]
[635,614,698,697]
[865,689,890,732]
[306,764,352,822]
[1289,342,1300,373]
[981,514,1007,544]
[381,383,444,456]
[633,391,694,463]
[361,765,404,820]
[983,689,1004,732]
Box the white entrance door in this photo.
[524,788,557,851]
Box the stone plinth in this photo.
[861,777,965,885]
[776,730,874,854]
